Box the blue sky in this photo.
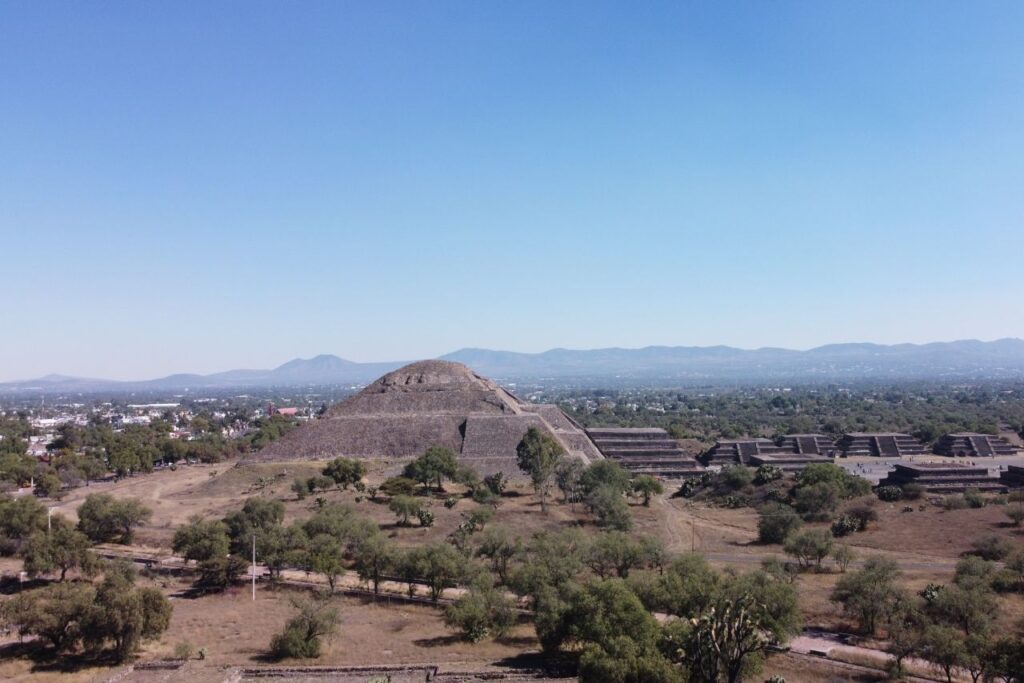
[2,2,1022,381]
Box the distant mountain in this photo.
[3,339,1024,394]
[443,339,1024,381]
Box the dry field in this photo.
[4,462,1024,682]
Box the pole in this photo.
[47,508,52,532]
[252,534,256,601]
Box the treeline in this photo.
[0,492,171,663]
[559,384,1024,443]
[167,474,799,682]
[0,413,297,494]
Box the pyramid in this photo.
[249,360,602,476]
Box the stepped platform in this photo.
[776,434,837,456]
[747,452,834,472]
[1000,465,1024,488]
[700,439,782,466]
[837,433,927,458]
[934,433,1019,458]
[701,434,837,466]
[878,462,1005,493]
[586,427,702,478]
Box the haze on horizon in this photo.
[2,2,1022,382]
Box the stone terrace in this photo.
[586,427,702,478]
[878,462,1006,493]
[836,433,927,458]
[1001,465,1024,488]
[747,452,834,473]
[934,433,1019,458]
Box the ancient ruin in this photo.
[878,462,1005,493]
[700,434,834,470]
[248,360,602,476]
[1000,465,1024,488]
[836,432,927,457]
[585,427,702,478]
[933,433,1019,457]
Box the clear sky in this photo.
[2,2,1023,381]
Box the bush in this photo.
[1006,507,1024,527]
[720,465,754,490]
[416,509,435,528]
[964,488,987,509]
[942,495,969,511]
[969,534,1013,561]
[380,476,418,498]
[901,483,925,500]
[269,598,338,660]
[784,528,834,570]
[845,504,877,531]
[876,485,903,502]
[757,503,802,544]
[793,482,839,522]
[174,641,195,660]
[754,464,783,485]
[831,515,861,537]
[444,583,515,642]
[444,497,458,509]
[483,472,507,495]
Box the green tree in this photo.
[172,516,230,563]
[77,493,152,544]
[783,528,833,570]
[516,427,565,512]
[588,485,633,531]
[581,459,632,497]
[352,532,395,595]
[404,446,458,492]
[20,518,99,581]
[756,503,802,544]
[269,596,339,660]
[548,459,582,511]
[2,581,95,651]
[408,542,464,602]
[445,580,515,642]
[831,556,905,634]
[632,475,664,506]
[475,525,521,585]
[304,534,346,593]
[389,495,423,526]
[918,624,969,683]
[322,457,366,490]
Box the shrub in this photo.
[757,503,802,544]
[444,497,458,509]
[784,528,834,570]
[483,472,507,495]
[901,483,925,500]
[969,534,1013,561]
[831,544,855,572]
[876,486,903,502]
[831,515,861,537]
[793,482,839,522]
[942,495,969,511]
[380,476,418,498]
[1006,507,1024,527]
[416,509,435,528]
[720,465,754,490]
[174,641,195,660]
[754,464,783,485]
[444,583,515,642]
[845,504,877,531]
[269,598,338,660]
[964,488,987,509]
[471,486,501,507]
[388,495,423,526]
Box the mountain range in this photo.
[4,338,1024,394]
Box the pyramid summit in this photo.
[250,360,602,476]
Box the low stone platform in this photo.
[878,462,1005,493]
[837,433,927,458]
[934,433,1019,458]
[747,452,834,472]
[586,427,702,478]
